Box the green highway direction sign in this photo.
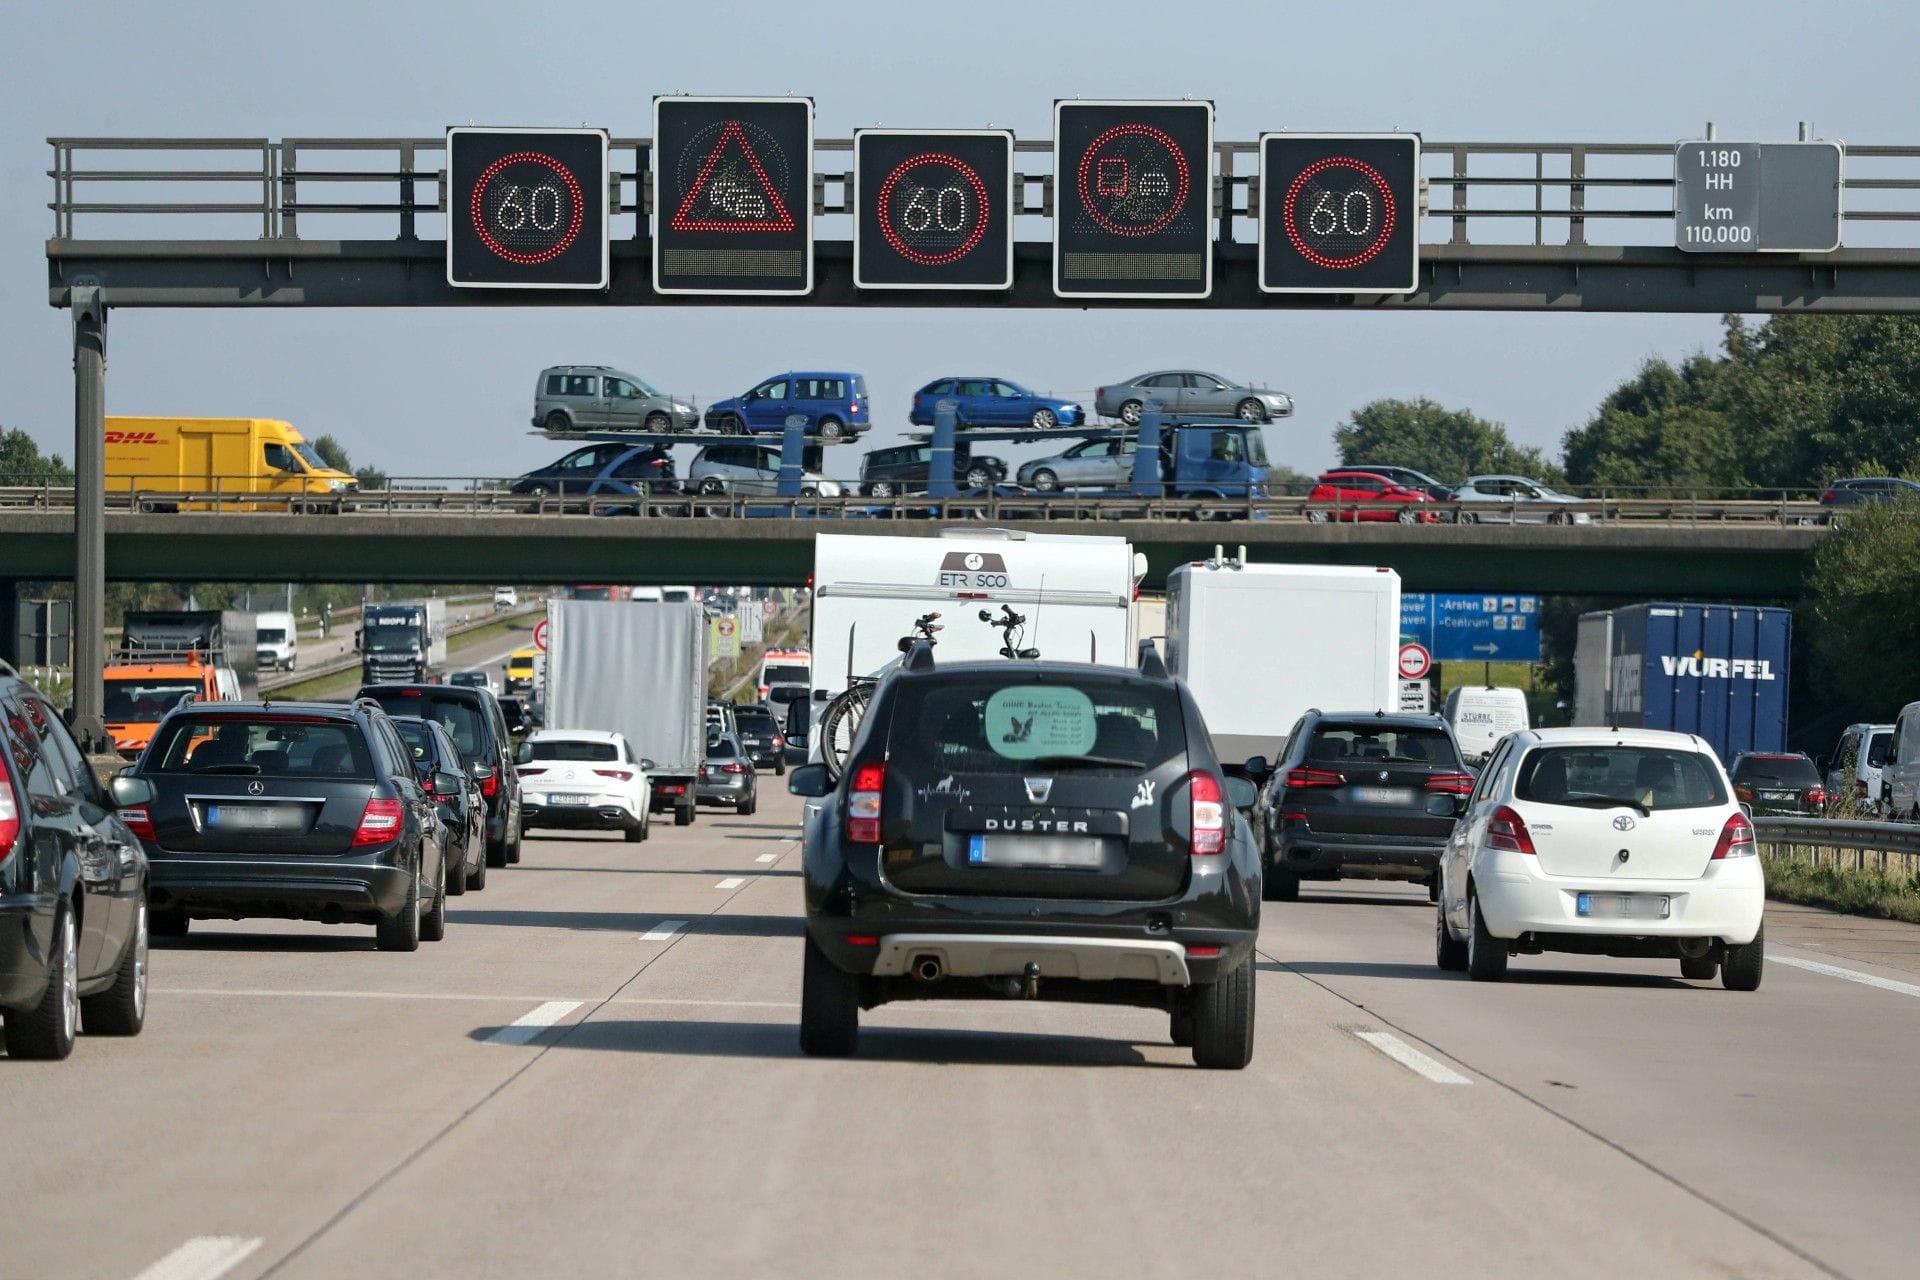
[1675,139,1842,253]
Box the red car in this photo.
[1306,470,1439,523]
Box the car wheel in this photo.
[1721,925,1765,991]
[506,829,522,864]
[150,908,190,939]
[1466,889,1507,981]
[1549,510,1570,526]
[1030,407,1057,430]
[698,477,727,497]
[645,411,671,432]
[543,411,572,434]
[446,840,468,896]
[1119,400,1144,426]
[818,417,845,440]
[739,793,757,817]
[485,836,508,869]
[4,903,78,1059]
[800,934,860,1057]
[868,480,896,499]
[774,759,786,777]
[1680,952,1718,980]
[525,484,552,500]
[466,847,489,891]
[1262,867,1300,902]
[1189,951,1255,1070]
[1396,507,1421,524]
[1030,469,1060,493]
[624,821,646,843]
[1169,1001,1196,1047]
[675,803,695,827]
[1305,509,1330,524]
[1456,510,1478,525]
[421,861,448,943]
[1434,895,1469,971]
[964,466,992,489]
[1236,398,1267,423]
[376,867,422,952]
[82,895,149,1036]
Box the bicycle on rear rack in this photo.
[817,612,942,779]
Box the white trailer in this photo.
[1165,558,1401,766]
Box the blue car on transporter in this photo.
[908,377,1084,430]
[703,372,871,440]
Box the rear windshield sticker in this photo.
[983,687,1096,760]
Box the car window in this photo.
[706,737,740,759]
[1340,475,1383,494]
[1308,723,1459,766]
[604,378,637,398]
[1869,731,1894,768]
[925,380,954,395]
[736,707,777,731]
[564,375,596,397]
[102,678,202,722]
[263,442,301,472]
[1192,374,1228,390]
[1139,374,1178,389]
[993,382,1023,397]
[885,674,1186,775]
[147,714,376,779]
[1466,739,1513,809]
[1515,746,1726,811]
[527,738,619,762]
[392,719,440,765]
[754,380,788,400]
[1731,755,1821,786]
[361,692,489,761]
[1,691,65,803]
[544,373,566,396]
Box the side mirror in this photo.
[788,763,833,797]
[1452,794,1469,818]
[431,770,463,798]
[640,758,656,771]
[1225,776,1258,811]
[110,775,155,808]
[473,762,497,780]
[1242,755,1271,784]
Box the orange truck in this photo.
[103,654,226,756]
[104,610,256,756]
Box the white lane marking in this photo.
[641,920,688,941]
[756,853,779,864]
[608,997,800,1008]
[482,1000,583,1046]
[133,1236,263,1280]
[160,987,562,1003]
[1354,1030,1473,1085]
[715,877,746,889]
[1775,954,1920,999]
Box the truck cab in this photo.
[103,655,224,756]
[1142,422,1270,499]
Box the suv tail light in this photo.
[1805,786,1826,808]
[121,806,156,841]
[1712,812,1756,859]
[1190,771,1226,856]
[1286,768,1345,789]
[1487,805,1535,855]
[847,761,885,844]
[1820,490,1836,503]
[480,771,500,799]
[722,761,749,775]
[0,752,20,863]
[1423,773,1475,795]
[352,796,406,847]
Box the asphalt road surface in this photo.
[6,787,1917,1279]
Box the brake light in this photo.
[1286,768,1345,789]
[850,401,859,414]
[481,771,499,799]
[1820,490,1836,503]
[846,935,879,947]
[517,766,546,776]
[1712,812,1756,859]
[1806,787,1826,807]
[398,689,422,697]
[594,769,634,781]
[1424,773,1475,795]
[121,806,156,841]
[722,762,749,775]
[352,796,405,847]
[773,735,784,749]
[1190,771,1226,856]
[0,753,22,863]
[1734,784,1754,803]
[1487,805,1535,855]
[847,761,885,844]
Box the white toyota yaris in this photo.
[1436,727,1765,989]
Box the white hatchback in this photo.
[515,730,653,842]
[1436,727,1765,989]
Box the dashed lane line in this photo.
[133,1237,263,1280]
[1775,953,1920,999]
[480,1000,583,1046]
[715,877,746,889]
[756,853,779,863]
[641,919,689,941]
[1353,1030,1474,1085]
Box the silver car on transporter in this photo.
[532,365,700,434]
[1094,371,1294,426]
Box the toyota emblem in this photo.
[1612,814,1635,832]
[247,780,265,796]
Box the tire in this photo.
[698,477,727,497]
[1305,509,1330,524]
[445,837,468,896]
[1169,1002,1195,1047]
[1396,507,1421,524]
[82,896,149,1036]
[420,862,447,944]
[1190,952,1255,1070]
[624,821,647,843]
[1435,898,1468,972]
[506,832,522,863]
[1030,469,1060,493]
[1466,889,1508,981]
[645,412,671,432]
[867,480,896,499]
[774,759,786,777]
[376,866,422,952]
[542,411,572,434]
[1030,407,1057,430]
[465,847,488,892]
[1427,876,1440,902]
[5,906,78,1059]
[964,466,992,489]
[1722,925,1765,991]
[1236,398,1267,423]
[485,836,508,869]
[1680,953,1718,980]
[818,417,845,440]
[1119,400,1144,427]
[526,484,551,499]
[738,793,757,817]
[151,908,190,939]
[675,803,695,827]
[1262,867,1300,902]
[1456,511,1478,525]
[799,934,860,1057]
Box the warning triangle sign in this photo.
[670,122,797,233]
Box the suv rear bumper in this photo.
[870,933,1191,985]
[1273,827,1446,879]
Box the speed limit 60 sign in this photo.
[854,129,1014,290]
[1259,133,1419,294]
[446,127,609,290]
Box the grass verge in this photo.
[1762,852,1920,924]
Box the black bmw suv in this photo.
[1252,710,1473,902]
[129,699,451,951]
[789,644,1262,1069]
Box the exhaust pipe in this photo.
[912,955,944,982]
[1678,937,1714,959]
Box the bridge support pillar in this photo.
[70,286,107,748]
[0,581,21,671]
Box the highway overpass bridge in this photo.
[0,510,1820,598]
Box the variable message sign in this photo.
[1054,100,1213,299]
[446,127,609,290]
[1260,133,1420,293]
[653,96,813,295]
[854,129,1014,290]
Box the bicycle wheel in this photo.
[818,684,873,780]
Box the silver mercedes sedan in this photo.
[1093,371,1294,425]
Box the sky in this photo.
[2,0,1914,485]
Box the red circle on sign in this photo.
[533,618,550,652]
[1076,123,1191,238]
[1397,643,1431,681]
[470,151,585,265]
[717,618,735,636]
[877,152,992,266]
[1282,156,1397,269]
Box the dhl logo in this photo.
[104,430,162,445]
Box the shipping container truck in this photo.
[104,416,356,509]
[1572,602,1791,762]
[1164,558,1401,766]
[358,600,448,683]
[544,599,708,826]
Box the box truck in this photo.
[545,599,708,826]
[358,600,448,683]
[253,609,298,672]
[1572,603,1791,761]
[1164,558,1401,766]
[104,417,356,509]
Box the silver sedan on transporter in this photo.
[1014,437,1140,491]
[1451,475,1592,524]
[1094,371,1294,426]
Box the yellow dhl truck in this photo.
[105,417,356,510]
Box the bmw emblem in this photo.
[247,780,265,795]
[1612,814,1635,832]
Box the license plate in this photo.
[967,833,1106,869]
[547,793,592,806]
[1576,892,1671,920]
[206,804,304,832]
[1761,790,1792,801]
[1350,786,1416,805]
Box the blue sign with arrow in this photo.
[1401,593,1543,663]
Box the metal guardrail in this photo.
[1753,816,1920,874]
[44,135,1920,250]
[0,482,1835,527]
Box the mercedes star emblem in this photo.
[247,780,265,795]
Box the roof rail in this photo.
[902,639,937,673]
[1137,639,1169,680]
